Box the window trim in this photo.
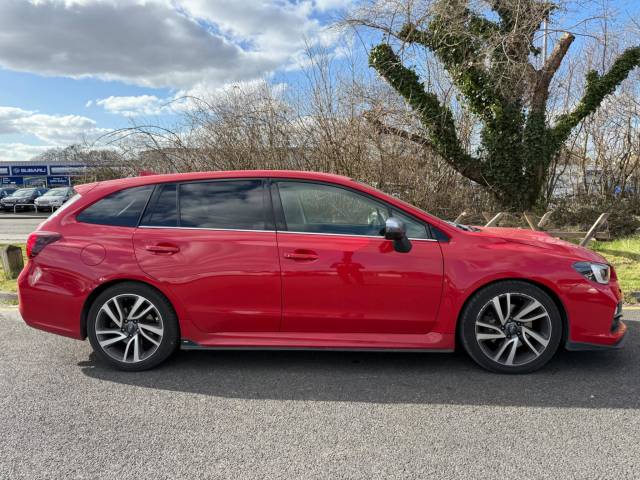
[271,179,437,241]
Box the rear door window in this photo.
[179,180,268,230]
[77,185,154,227]
[140,184,178,227]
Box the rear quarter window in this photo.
[76,185,154,227]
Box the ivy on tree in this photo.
[368,0,640,210]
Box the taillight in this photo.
[26,231,62,258]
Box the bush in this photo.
[549,195,640,239]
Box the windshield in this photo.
[43,188,68,197]
[13,189,35,197]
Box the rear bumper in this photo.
[18,261,87,340]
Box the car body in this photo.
[34,186,75,211]
[18,171,626,372]
[1,187,49,211]
[0,187,17,200]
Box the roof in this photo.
[81,170,355,191]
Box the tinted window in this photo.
[179,180,266,230]
[77,185,153,227]
[391,210,430,239]
[277,181,389,236]
[140,184,177,227]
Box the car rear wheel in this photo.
[459,281,563,373]
[87,282,179,371]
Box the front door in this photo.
[273,180,444,334]
[133,180,281,333]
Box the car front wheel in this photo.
[87,282,179,371]
[459,281,563,373]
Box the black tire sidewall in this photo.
[87,282,179,371]
[460,281,563,374]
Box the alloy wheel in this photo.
[94,294,164,363]
[475,292,552,367]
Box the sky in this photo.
[0,0,637,163]
[0,0,352,163]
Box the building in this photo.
[0,160,88,188]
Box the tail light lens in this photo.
[26,231,61,258]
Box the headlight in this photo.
[573,262,611,284]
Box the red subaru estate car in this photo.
[18,170,626,373]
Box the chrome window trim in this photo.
[137,225,438,241]
[279,230,438,241]
[138,225,276,233]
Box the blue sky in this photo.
[0,0,637,163]
[0,0,351,162]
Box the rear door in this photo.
[133,179,281,333]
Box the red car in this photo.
[18,170,626,373]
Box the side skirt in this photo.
[180,331,455,352]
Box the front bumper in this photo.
[565,301,627,351]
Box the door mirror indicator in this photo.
[385,217,412,253]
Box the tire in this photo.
[87,282,180,371]
[459,281,563,374]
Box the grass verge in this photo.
[591,236,640,304]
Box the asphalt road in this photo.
[0,307,639,479]
[0,212,47,243]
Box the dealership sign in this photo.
[11,165,48,176]
[1,176,24,186]
[47,176,71,186]
[0,166,9,176]
[49,165,87,176]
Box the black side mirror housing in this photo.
[384,217,412,253]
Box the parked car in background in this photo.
[18,171,626,373]
[1,187,49,212]
[34,187,75,212]
[0,187,17,200]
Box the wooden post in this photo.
[485,212,504,227]
[1,245,24,280]
[579,213,609,247]
[537,211,553,229]
[523,212,538,231]
[453,211,467,223]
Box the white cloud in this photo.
[95,95,168,117]
[0,143,54,163]
[314,0,353,12]
[0,0,347,91]
[0,106,108,144]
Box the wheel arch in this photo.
[455,278,569,348]
[80,278,179,339]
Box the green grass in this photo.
[1,238,639,304]
[591,236,640,304]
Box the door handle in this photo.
[145,244,180,254]
[284,250,318,261]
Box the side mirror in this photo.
[384,217,412,253]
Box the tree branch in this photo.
[398,22,503,120]
[363,112,435,149]
[550,45,640,146]
[368,43,485,184]
[531,32,575,111]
